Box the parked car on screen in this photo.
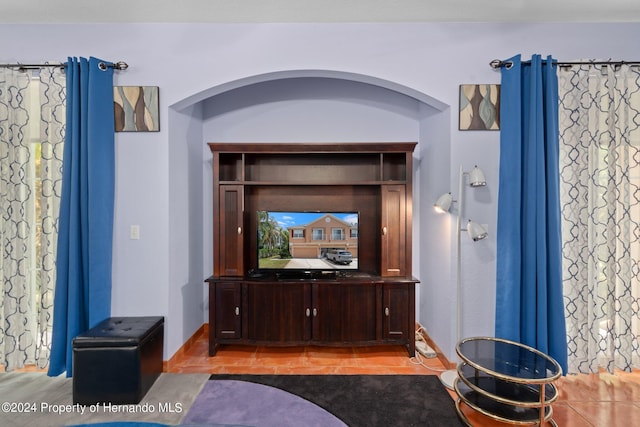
[326,250,353,264]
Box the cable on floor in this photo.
[410,325,448,372]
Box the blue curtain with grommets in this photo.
[48,57,115,377]
[495,54,568,374]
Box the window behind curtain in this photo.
[559,63,640,373]
[0,67,65,371]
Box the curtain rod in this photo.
[0,61,129,71]
[490,59,640,69]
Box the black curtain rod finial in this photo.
[96,61,129,71]
[489,59,503,69]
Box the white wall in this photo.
[3,22,640,361]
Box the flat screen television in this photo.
[257,210,359,272]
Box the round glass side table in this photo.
[453,336,562,426]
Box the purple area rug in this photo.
[184,375,464,427]
[182,380,346,427]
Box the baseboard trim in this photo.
[415,322,455,369]
[164,323,209,372]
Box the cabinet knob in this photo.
[382,226,387,235]
[235,307,240,316]
[237,226,242,235]
[313,308,318,317]
[306,308,311,317]
[384,307,390,316]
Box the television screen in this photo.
[257,211,359,271]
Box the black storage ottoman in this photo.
[72,316,164,405]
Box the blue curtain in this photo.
[495,54,568,374]
[48,57,115,377]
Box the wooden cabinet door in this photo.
[382,283,409,341]
[219,185,244,276]
[381,185,406,276]
[311,283,342,342]
[246,282,311,342]
[214,282,242,339]
[311,283,377,342]
[341,283,378,342]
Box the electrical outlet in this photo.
[130,225,140,240]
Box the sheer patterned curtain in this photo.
[0,66,65,371]
[559,63,640,374]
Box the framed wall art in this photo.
[459,84,500,130]
[114,86,159,132]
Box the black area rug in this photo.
[208,374,464,427]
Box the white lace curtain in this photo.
[559,63,640,374]
[0,66,65,370]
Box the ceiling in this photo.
[1,0,640,23]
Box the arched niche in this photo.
[167,69,452,361]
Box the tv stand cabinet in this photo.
[206,142,418,357]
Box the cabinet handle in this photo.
[237,226,242,235]
[313,308,318,317]
[306,308,311,317]
[235,307,240,316]
[385,307,390,316]
[382,226,387,235]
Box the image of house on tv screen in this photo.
[257,211,359,270]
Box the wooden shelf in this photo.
[214,143,414,184]
[210,142,418,154]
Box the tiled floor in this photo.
[169,330,640,427]
[4,329,638,426]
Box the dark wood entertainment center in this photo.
[206,142,419,357]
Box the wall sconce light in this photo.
[434,165,488,390]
